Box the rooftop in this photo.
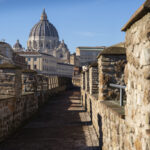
[97,42,126,58]
[77,46,105,51]
[17,51,53,57]
[57,63,74,66]
[17,51,40,55]
[122,0,150,31]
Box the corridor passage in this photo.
[0,89,99,150]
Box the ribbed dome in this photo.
[29,9,59,38]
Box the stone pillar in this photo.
[0,66,22,97]
[81,73,85,90]
[122,6,150,150]
[98,48,126,101]
[89,67,98,95]
[83,73,85,90]
[85,70,89,92]
[89,68,92,94]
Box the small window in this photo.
[34,58,37,61]
[28,58,31,61]
[34,65,37,69]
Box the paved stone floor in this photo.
[0,89,99,150]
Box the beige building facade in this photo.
[70,53,80,66]
[57,63,73,77]
[27,9,70,64]
[76,46,105,66]
[12,9,74,77]
[18,51,57,75]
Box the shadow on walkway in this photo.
[0,87,100,150]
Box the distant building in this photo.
[73,66,81,76]
[12,9,74,77]
[57,63,73,77]
[13,40,24,52]
[53,40,70,64]
[0,42,14,64]
[70,53,80,66]
[18,51,57,75]
[76,46,105,66]
[27,9,70,64]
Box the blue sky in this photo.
[0,0,145,53]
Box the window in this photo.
[34,57,37,61]
[28,58,31,61]
[46,44,50,48]
[34,65,37,69]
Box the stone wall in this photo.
[72,75,81,87]
[80,3,150,150]
[22,71,37,93]
[85,71,89,92]
[124,12,150,150]
[89,66,98,95]
[0,67,72,142]
[0,68,22,97]
[0,94,38,141]
[81,73,85,90]
[98,54,126,101]
[81,87,126,150]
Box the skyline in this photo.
[0,0,145,53]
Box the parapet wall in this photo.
[81,7,150,150]
[124,12,150,150]
[81,90,126,150]
[0,66,72,142]
[98,54,126,101]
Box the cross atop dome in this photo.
[41,8,47,21]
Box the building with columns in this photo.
[13,9,73,77]
[26,9,70,64]
[18,51,57,75]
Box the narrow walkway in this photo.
[0,89,99,150]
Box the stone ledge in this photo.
[0,95,14,101]
[22,92,34,96]
[0,63,21,69]
[100,101,125,119]
[22,69,37,74]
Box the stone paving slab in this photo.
[0,89,99,150]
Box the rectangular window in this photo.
[34,65,37,69]
[34,57,37,61]
[28,58,31,61]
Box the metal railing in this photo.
[109,83,126,106]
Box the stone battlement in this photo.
[0,65,72,142]
[80,2,150,149]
